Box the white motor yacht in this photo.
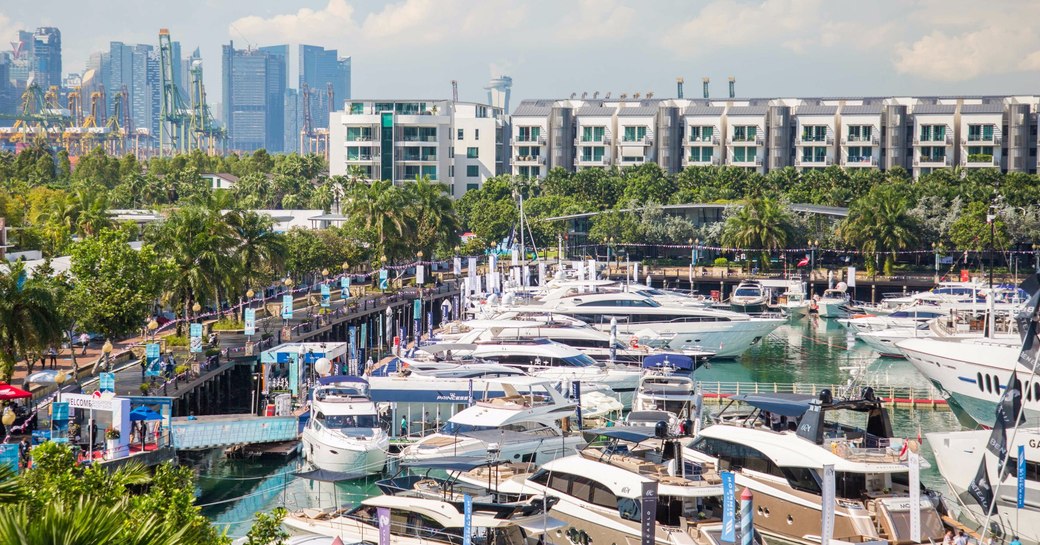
[684,390,947,545]
[730,280,770,314]
[844,309,946,334]
[857,326,927,358]
[301,376,389,476]
[633,374,699,417]
[929,429,1040,545]
[780,287,812,319]
[401,377,585,465]
[816,286,851,318]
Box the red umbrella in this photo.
[0,383,31,400]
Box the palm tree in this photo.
[343,179,411,261]
[839,185,919,275]
[0,497,204,545]
[225,210,287,294]
[403,175,461,255]
[71,186,112,238]
[720,197,793,270]
[0,262,64,382]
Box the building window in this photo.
[346,146,373,161]
[580,146,606,162]
[466,147,479,158]
[800,146,826,162]
[475,129,480,140]
[518,146,540,158]
[449,166,454,177]
[919,124,947,143]
[518,126,541,142]
[847,146,873,163]
[622,126,647,142]
[689,147,714,162]
[466,183,479,191]
[581,126,605,142]
[801,125,827,142]
[967,124,995,142]
[848,125,873,143]
[732,146,757,163]
[467,165,479,177]
[457,128,464,140]
[690,126,714,142]
[421,165,437,180]
[349,102,364,114]
[733,126,757,143]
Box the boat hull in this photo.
[301,429,388,476]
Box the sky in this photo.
[4,0,1040,108]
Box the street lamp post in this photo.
[416,251,424,286]
[932,242,940,283]
[2,408,14,439]
[1034,244,1039,272]
[809,240,819,296]
[55,370,67,403]
[101,339,113,373]
[379,256,388,292]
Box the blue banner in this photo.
[51,402,69,444]
[1019,444,1027,508]
[360,323,368,349]
[463,494,473,545]
[145,343,161,377]
[341,276,351,299]
[349,326,357,364]
[189,323,203,353]
[572,382,582,429]
[0,445,18,474]
[99,372,115,393]
[721,471,736,542]
[320,284,330,308]
[282,295,294,319]
[244,308,256,336]
[289,357,299,395]
[379,269,388,290]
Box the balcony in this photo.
[576,135,611,146]
[728,136,764,145]
[963,136,1002,146]
[685,155,721,166]
[913,155,950,167]
[399,135,438,143]
[795,157,833,167]
[963,154,998,167]
[515,134,545,144]
[346,134,374,143]
[514,155,545,165]
[575,156,609,167]
[730,156,763,166]
[842,135,879,145]
[345,154,376,163]
[843,156,878,167]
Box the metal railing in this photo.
[697,380,947,407]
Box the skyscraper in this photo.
[299,45,351,128]
[30,27,61,89]
[222,41,287,152]
[99,42,163,136]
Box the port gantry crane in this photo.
[158,28,223,157]
[0,82,71,150]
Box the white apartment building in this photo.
[508,95,1040,180]
[329,100,508,197]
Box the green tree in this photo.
[720,197,793,269]
[244,507,289,545]
[839,184,919,275]
[68,227,168,340]
[224,210,287,294]
[403,175,461,255]
[0,261,64,381]
[949,201,1010,253]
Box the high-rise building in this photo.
[30,27,61,90]
[283,87,300,154]
[0,60,13,118]
[222,41,287,152]
[97,42,163,136]
[8,31,33,88]
[299,45,351,128]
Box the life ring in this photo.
[629,337,639,348]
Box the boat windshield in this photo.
[733,288,761,297]
[440,422,496,434]
[563,354,599,367]
[319,414,378,429]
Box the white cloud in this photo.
[660,0,827,55]
[231,0,359,45]
[0,12,24,48]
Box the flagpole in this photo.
[978,302,1040,545]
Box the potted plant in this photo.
[104,427,120,457]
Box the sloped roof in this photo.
[618,106,658,116]
[795,105,838,115]
[914,104,956,114]
[841,104,883,115]
[727,105,768,115]
[576,105,616,116]
[512,103,552,116]
[961,103,1005,114]
[685,106,725,116]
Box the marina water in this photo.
[199,317,963,538]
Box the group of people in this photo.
[942,529,1019,545]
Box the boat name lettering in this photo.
[1029,439,1040,448]
[436,393,470,401]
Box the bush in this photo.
[713,257,729,267]
[164,335,188,347]
[204,348,221,357]
[138,383,150,394]
[104,427,120,440]
[174,364,189,375]
[211,318,244,331]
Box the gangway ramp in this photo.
[170,414,299,450]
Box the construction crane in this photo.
[188,57,225,155]
[0,82,70,150]
[105,86,130,156]
[158,28,191,156]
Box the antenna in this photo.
[646,91,654,99]
[570,92,577,99]
[676,77,684,99]
[633,92,640,99]
[581,92,587,99]
[729,76,735,99]
[593,91,600,99]
[703,77,710,99]
[605,92,611,99]
[619,93,627,99]
[451,80,458,103]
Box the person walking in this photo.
[954,530,968,545]
[400,416,408,437]
[47,347,57,369]
[79,333,90,356]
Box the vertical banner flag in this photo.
[379,269,388,290]
[968,457,995,514]
[522,265,530,287]
[485,272,494,295]
[1019,444,1027,508]
[641,481,659,545]
[244,308,256,336]
[822,464,835,545]
[589,259,597,281]
[467,257,478,294]
[463,494,473,545]
[145,343,161,377]
[189,323,203,353]
[427,311,433,339]
[51,401,69,444]
[468,378,475,406]
[0,445,18,475]
[721,471,736,542]
[847,266,857,287]
[453,257,461,276]
[289,356,299,394]
[634,262,640,284]
[537,261,546,287]
[511,248,519,267]
[360,323,368,349]
[988,371,1021,460]
[413,299,422,336]
[572,381,582,430]
[341,276,351,299]
[282,294,294,319]
[377,507,391,545]
[99,372,115,393]
[320,284,330,307]
[348,325,357,364]
[909,451,921,543]
[416,264,425,285]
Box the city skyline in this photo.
[2,0,1040,109]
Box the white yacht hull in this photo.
[403,434,583,465]
[601,318,782,359]
[898,337,1034,426]
[929,430,1040,545]
[817,300,848,318]
[301,428,388,475]
[857,329,918,357]
[783,303,810,319]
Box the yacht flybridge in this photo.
[401,377,585,465]
[685,390,948,545]
[301,376,389,476]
